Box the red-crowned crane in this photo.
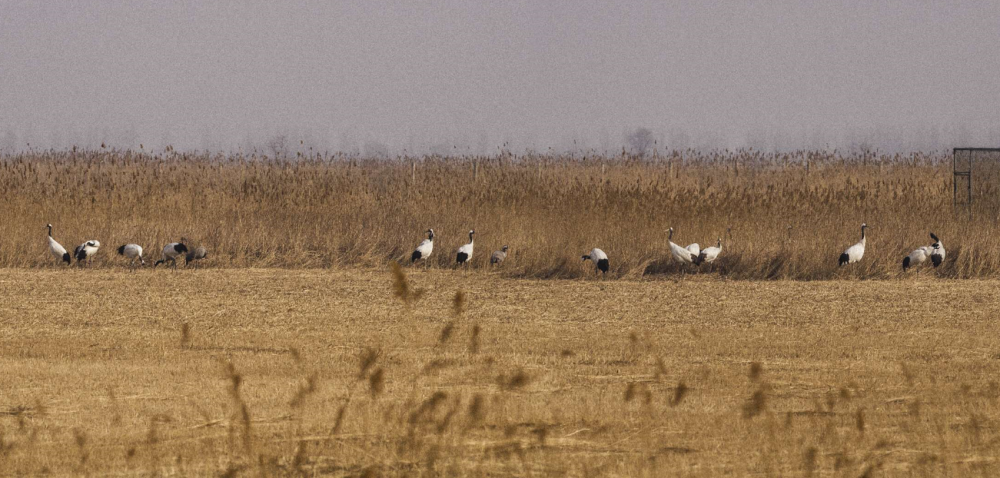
[904,232,945,271]
[667,227,696,264]
[456,230,475,266]
[582,248,609,275]
[46,224,71,265]
[74,240,101,267]
[698,238,722,265]
[411,229,434,264]
[838,223,867,266]
[697,227,730,265]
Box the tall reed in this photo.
[2,149,997,279]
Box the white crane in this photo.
[667,227,697,264]
[697,227,730,265]
[904,232,945,271]
[698,239,722,265]
[838,223,867,266]
[154,242,189,269]
[902,246,931,271]
[490,245,509,266]
[410,229,434,264]
[456,230,475,266]
[117,244,144,268]
[46,224,71,265]
[74,240,101,267]
[581,248,609,275]
[685,242,701,260]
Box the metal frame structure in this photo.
[953,148,1000,212]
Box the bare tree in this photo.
[626,127,655,157]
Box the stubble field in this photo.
[2,267,1000,476]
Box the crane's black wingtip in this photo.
[838,253,849,266]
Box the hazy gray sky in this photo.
[2,1,998,154]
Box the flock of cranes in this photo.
[410,228,511,269]
[834,223,946,271]
[46,224,207,269]
[666,227,726,266]
[44,221,947,275]
[410,227,729,274]
[408,223,948,276]
[405,226,721,275]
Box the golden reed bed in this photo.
[2,149,997,279]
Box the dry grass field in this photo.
[2,267,1000,476]
[3,149,1000,279]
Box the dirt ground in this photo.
[1,268,999,476]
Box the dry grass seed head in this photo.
[742,390,767,419]
[357,347,381,379]
[803,447,818,478]
[368,367,385,397]
[180,323,190,348]
[72,428,89,467]
[421,358,452,375]
[292,440,308,473]
[654,357,667,380]
[468,324,480,354]
[438,322,455,345]
[408,391,448,425]
[435,396,462,434]
[452,290,466,316]
[223,361,241,394]
[466,394,485,426]
[499,369,531,391]
[331,405,348,435]
[390,262,424,304]
[290,373,317,409]
[670,381,688,407]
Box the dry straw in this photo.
[5,148,998,279]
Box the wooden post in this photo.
[473,159,478,181]
[411,159,416,184]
